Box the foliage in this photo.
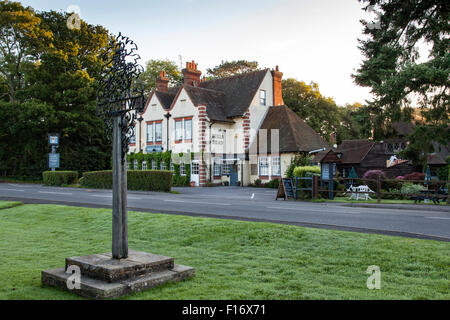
[42,171,78,186]
[206,60,260,79]
[139,59,182,96]
[80,170,173,192]
[127,151,191,187]
[265,179,280,189]
[285,153,313,178]
[401,183,427,195]
[354,0,449,148]
[403,172,426,181]
[293,166,321,178]
[362,170,386,190]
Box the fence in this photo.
[314,176,449,205]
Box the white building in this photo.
[130,60,329,186]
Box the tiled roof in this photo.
[183,85,232,123]
[198,69,269,117]
[253,106,330,153]
[155,90,177,110]
[337,140,375,164]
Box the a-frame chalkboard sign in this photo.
[276,178,295,200]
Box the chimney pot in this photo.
[182,59,202,86]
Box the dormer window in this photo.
[260,90,266,105]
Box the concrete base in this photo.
[42,250,195,299]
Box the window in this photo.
[191,162,199,175]
[175,120,183,141]
[259,157,269,176]
[170,162,174,172]
[142,161,147,170]
[260,90,266,105]
[152,160,157,170]
[214,163,222,176]
[129,131,136,144]
[147,123,153,143]
[160,162,166,171]
[184,119,192,141]
[133,160,138,171]
[271,156,281,176]
[222,164,231,175]
[180,163,186,176]
[155,122,162,142]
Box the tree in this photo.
[282,78,341,142]
[139,59,181,96]
[206,60,260,79]
[354,0,449,154]
[0,0,52,103]
[336,103,375,143]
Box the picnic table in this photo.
[412,188,447,204]
[346,185,375,201]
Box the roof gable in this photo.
[337,140,375,164]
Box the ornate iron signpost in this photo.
[97,33,145,259]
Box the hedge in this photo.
[293,166,321,178]
[80,170,173,192]
[42,171,78,186]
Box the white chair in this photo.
[356,185,375,200]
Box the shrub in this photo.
[265,179,280,189]
[362,170,386,191]
[293,166,321,178]
[80,170,172,192]
[285,154,312,178]
[403,172,425,182]
[42,171,78,186]
[401,183,426,195]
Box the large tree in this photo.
[354,0,449,165]
[139,59,181,96]
[0,0,52,103]
[206,60,260,79]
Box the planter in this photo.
[190,181,196,187]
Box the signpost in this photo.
[48,133,60,171]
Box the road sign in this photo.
[48,134,59,146]
[49,153,60,169]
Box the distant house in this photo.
[320,139,417,179]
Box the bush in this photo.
[293,166,321,178]
[362,170,386,191]
[42,171,78,186]
[80,170,172,192]
[265,179,280,189]
[401,183,426,195]
[403,172,425,182]
[285,154,313,178]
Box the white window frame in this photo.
[214,163,221,176]
[155,122,162,142]
[258,157,269,176]
[147,123,154,143]
[260,90,266,106]
[184,119,192,141]
[142,161,147,170]
[175,120,183,141]
[180,163,186,176]
[160,162,166,171]
[271,156,281,176]
[222,163,231,176]
[133,160,138,171]
[191,162,199,175]
[170,162,174,172]
[152,160,157,170]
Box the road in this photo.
[1,183,449,241]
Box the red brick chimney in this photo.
[182,60,202,86]
[271,66,284,106]
[156,71,169,92]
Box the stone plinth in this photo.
[42,250,195,299]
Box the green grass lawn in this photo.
[0,201,23,210]
[0,201,448,300]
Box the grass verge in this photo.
[0,204,448,300]
[0,201,23,210]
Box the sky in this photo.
[19,0,377,106]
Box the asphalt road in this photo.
[1,183,449,241]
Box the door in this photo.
[230,163,238,186]
[191,161,200,186]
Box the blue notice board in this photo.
[146,145,163,153]
[48,153,60,169]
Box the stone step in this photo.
[65,250,175,283]
[42,264,195,299]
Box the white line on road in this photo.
[90,195,112,198]
[164,199,231,206]
[38,191,73,195]
[426,217,450,220]
[4,188,25,192]
[267,206,363,214]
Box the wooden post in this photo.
[312,175,318,199]
[112,115,128,259]
[377,175,381,204]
